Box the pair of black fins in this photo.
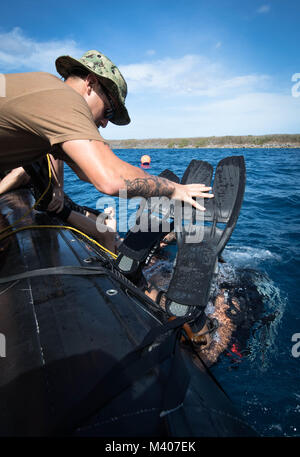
[116,156,246,322]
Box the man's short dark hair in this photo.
[64,68,91,80]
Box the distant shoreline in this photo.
[108,134,300,149]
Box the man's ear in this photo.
[86,73,98,88]
[85,73,98,95]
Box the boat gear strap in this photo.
[54,316,190,435]
[155,290,165,306]
[189,311,210,333]
[82,205,105,218]
[160,325,190,419]
[47,205,72,222]
[63,194,108,221]
[167,312,219,348]
[181,317,219,347]
[182,322,207,346]
[0,265,107,285]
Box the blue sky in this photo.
[0,0,299,139]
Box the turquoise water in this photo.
[64,147,300,437]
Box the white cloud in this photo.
[257,5,271,14]
[105,92,300,139]
[0,27,84,73]
[190,92,300,136]
[0,28,270,101]
[215,41,222,49]
[120,54,270,97]
[1,27,295,140]
[146,49,156,56]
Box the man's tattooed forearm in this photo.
[124,176,175,198]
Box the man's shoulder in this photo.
[5,71,61,83]
[6,72,89,108]
[5,71,68,98]
[31,73,85,100]
[32,72,64,85]
[30,72,71,90]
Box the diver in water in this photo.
[141,244,237,367]
[115,156,247,366]
[143,246,279,367]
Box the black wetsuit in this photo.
[47,193,101,222]
[21,158,102,222]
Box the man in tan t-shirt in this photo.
[0,50,217,345]
[0,49,212,211]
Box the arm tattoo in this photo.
[124,176,175,199]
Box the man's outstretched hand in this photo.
[171,182,214,211]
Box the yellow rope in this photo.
[0,154,118,259]
[0,224,117,259]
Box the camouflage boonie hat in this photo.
[55,50,130,126]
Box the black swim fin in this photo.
[181,159,213,188]
[115,169,180,281]
[165,156,246,319]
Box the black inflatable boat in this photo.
[0,189,257,437]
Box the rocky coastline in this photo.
[108,134,300,149]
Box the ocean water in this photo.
[64,147,300,437]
